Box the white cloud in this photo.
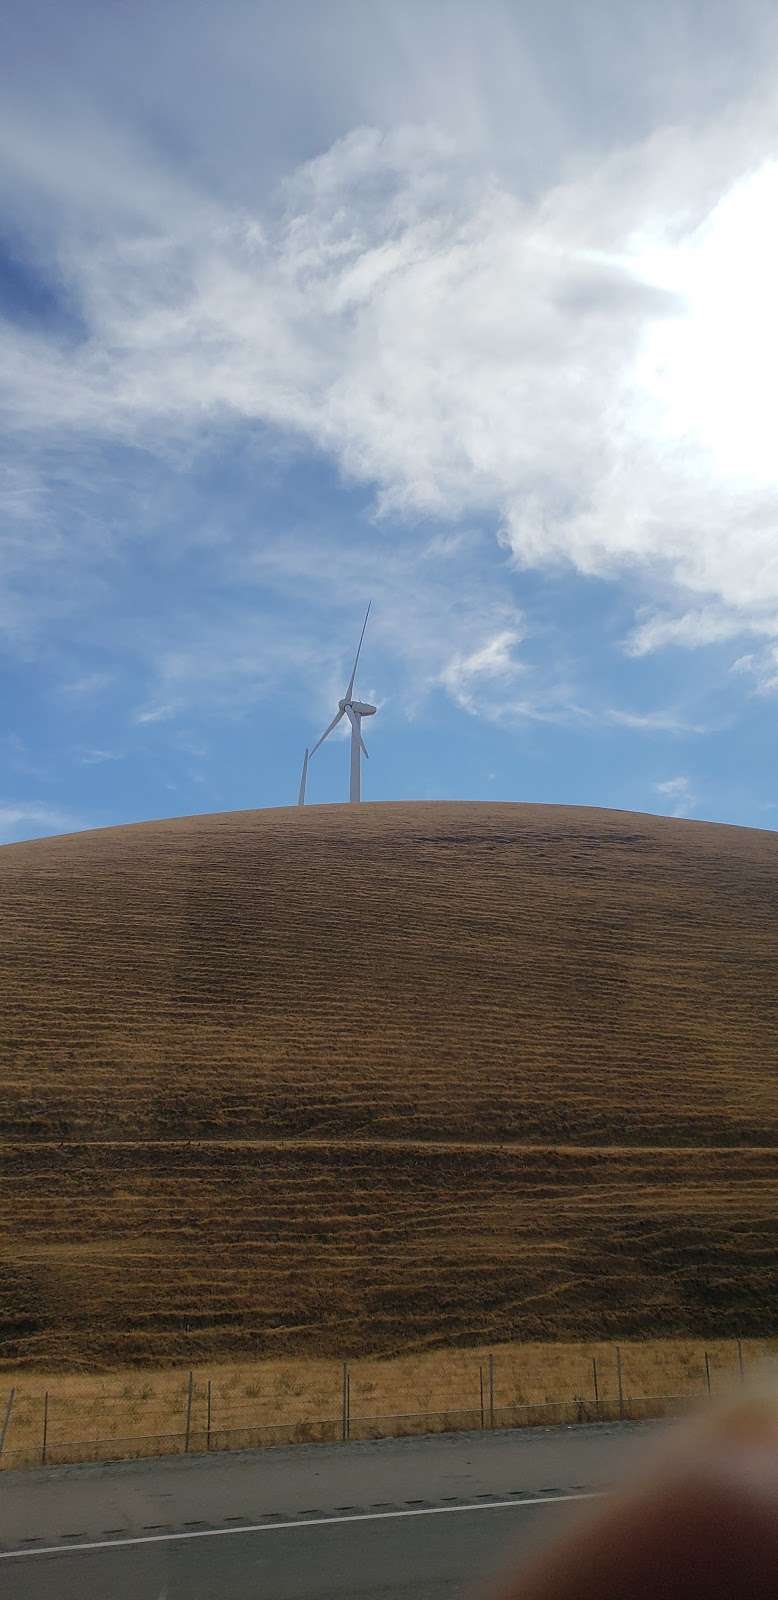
[2,12,778,754]
[0,801,88,844]
[654,775,696,817]
[421,530,476,560]
[3,105,778,644]
[439,627,525,712]
[729,644,778,695]
[76,746,123,764]
[606,708,705,733]
[626,608,778,657]
[243,528,537,724]
[480,695,708,733]
[131,703,179,725]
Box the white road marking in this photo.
[1,1490,602,1561]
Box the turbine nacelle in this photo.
[338,697,375,715]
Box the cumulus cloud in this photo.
[2,105,778,642]
[2,1,778,761]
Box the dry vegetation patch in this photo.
[3,1338,776,1468]
[1,802,776,1372]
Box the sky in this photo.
[3,0,778,843]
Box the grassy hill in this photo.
[1,801,777,1369]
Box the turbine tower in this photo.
[298,604,376,805]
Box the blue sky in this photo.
[3,0,778,842]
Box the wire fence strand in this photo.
[0,1387,700,1472]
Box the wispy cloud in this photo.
[421,530,476,560]
[243,528,539,725]
[131,703,179,726]
[483,696,708,734]
[605,708,706,733]
[4,100,778,652]
[654,775,696,818]
[75,746,123,765]
[626,608,778,658]
[440,628,525,713]
[3,1,778,835]
[729,645,778,695]
[0,801,88,844]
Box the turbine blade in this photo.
[297,748,309,807]
[309,708,345,757]
[345,601,372,701]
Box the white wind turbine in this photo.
[298,604,376,805]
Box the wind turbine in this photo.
[298,604,376,805]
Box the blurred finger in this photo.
[482,1377,778,1600]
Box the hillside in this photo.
[1,801,777,1368]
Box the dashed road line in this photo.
[0,1490,602,1561]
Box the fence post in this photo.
[737,1339,745,1384]
[488,1354,495,1429]
[206,1379,212,1452]
[0,1388,16,1458]
[42,1392,49,1467]
[592,1359,599,1413]
[704,1351,711,1397]
[341,1363,349,1442]
[616,1347,624,1420]
[479,1365,485,1429]
[184,1371,194,1454]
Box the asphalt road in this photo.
[1,1422,658,1600]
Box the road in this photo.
[1,1422,657,1599]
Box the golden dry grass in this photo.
[1,801,777,1371]
[4,1337,777,1469]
